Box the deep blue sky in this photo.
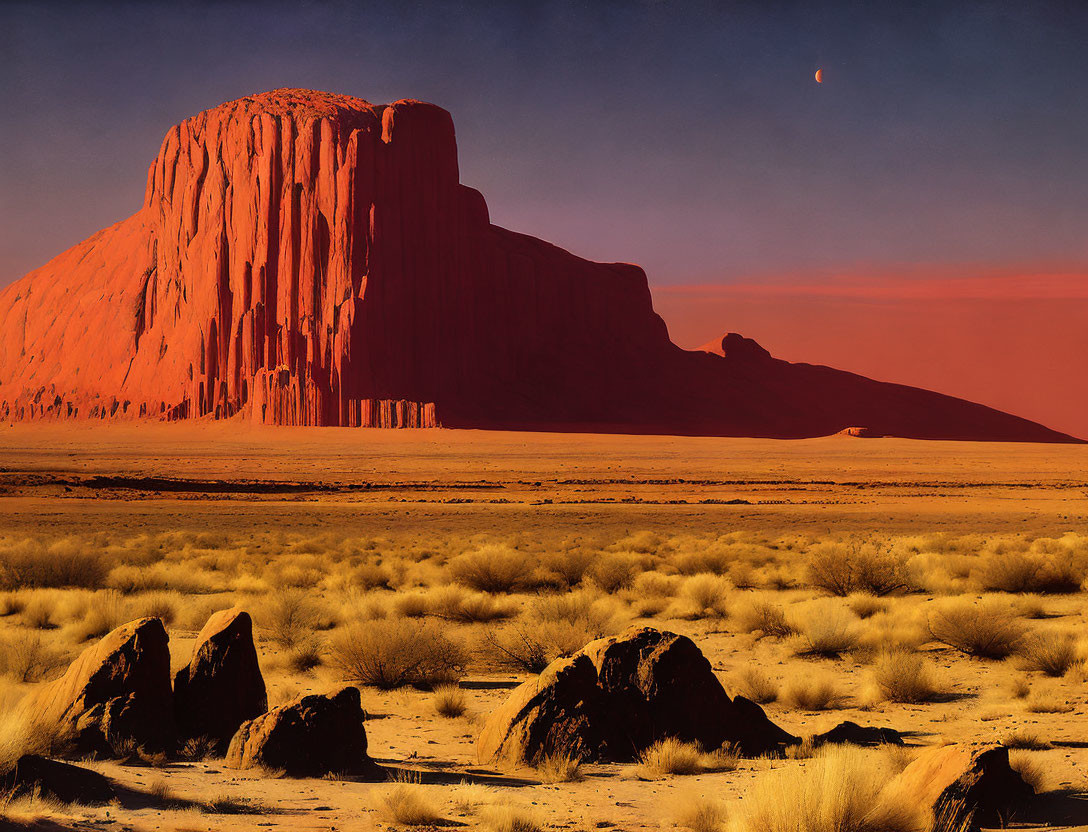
[3,0,1088,287]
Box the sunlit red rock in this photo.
[0,89,1077,442]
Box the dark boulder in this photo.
[478,627,798,764]
[813,720,904,747]
[225,686,383,779]
[174,608,267,755]
[18,618,174,757]
[886,743,1035,827]
[0,755,115,804]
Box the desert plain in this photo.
[0,423,1086,831]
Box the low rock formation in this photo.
[886,744,1034,827]
[478,627,796,764]
[0,755,116,804]
[225,686,383,778]
[19,618,174,757]
[812,720,903,747]
[0,88,1078,443]
[174,608,267,755]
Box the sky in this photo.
[2,0,1086,437]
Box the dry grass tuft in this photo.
[0,632,66,683]
[432,684,467,718]
[807,541,910,597]
[1002,730,1051,750]
[483,591,625,672]
[1016,631,1080,677]
[68,589,128,642]
[674,573,731,619]
[870,649,944,703]
[330,617,466,689]
[476,802,545,832]
[782,674,846,711]
[791,603,860,658]
[635,738,738,779]
[0,539,106,590]
[731,745,923,832]
[671,794,729,832]
[928,600,1025,659]
[535,751,583,783]
[733,667,778,704]
[377,783,443,826]
[733,596,795,638]
[448,544,531,593]
[1008,749,1047,792]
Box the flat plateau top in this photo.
[0,424,1084,536]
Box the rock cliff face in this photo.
[0,89,1077,442]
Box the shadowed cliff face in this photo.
[0,89,1078,442]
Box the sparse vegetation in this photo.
[782,674,846,710]
[928,600,1026,659]
[377,782,443,826]
[535,751,583,783]
[1016,631,1080,677]
[733,667,778,704]
[870,649,944,703]
[432,684,467,718]
[330,618,466,689]
[635,738,738,779]
[731,746,923,832]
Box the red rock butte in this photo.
[0,89,1078,441]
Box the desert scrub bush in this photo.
[257,588,328,648]
[483,591,625,672]
[0,539,106,590]
[586,552,641,593]
[21,594,57,630]
[106,562,224,594]
[731,745,924,832]
[672,573,731,619]
[0,592,26,617]
[0,632,66,683]
[1016,630,1080,677]
[928,600,1025,659]
[476,802,544,832]
[1008,749,1048,792]
[782,674,846,710]
[734,595,795,638]
[635,738,738,779]
[847,594,889,619]
[790,602,860,658]
[432,684,467,718]
[330,617,466,689]
[806,540,911,597]
[733,667,778,704]
[855,609,927,656]
[1024,687,1074,714]
[535,751,583,783]
[130,591,180,626]
[632,571,681,599]
[1002,730,1051,750]
[975,547,1086,595]
[428,586,517,624]
[536,549,595,589]
[448,544,533,593]
[671,794,729,832]
[376,782,442,826]
[69,589,129,642]
[870,649,943,703]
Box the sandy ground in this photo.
[1,424,1087,831]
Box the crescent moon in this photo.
[815,69,823,83]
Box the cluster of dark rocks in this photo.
[2,619,1035,828]
[12,609,381,778]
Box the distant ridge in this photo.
[0,89,1078,442]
